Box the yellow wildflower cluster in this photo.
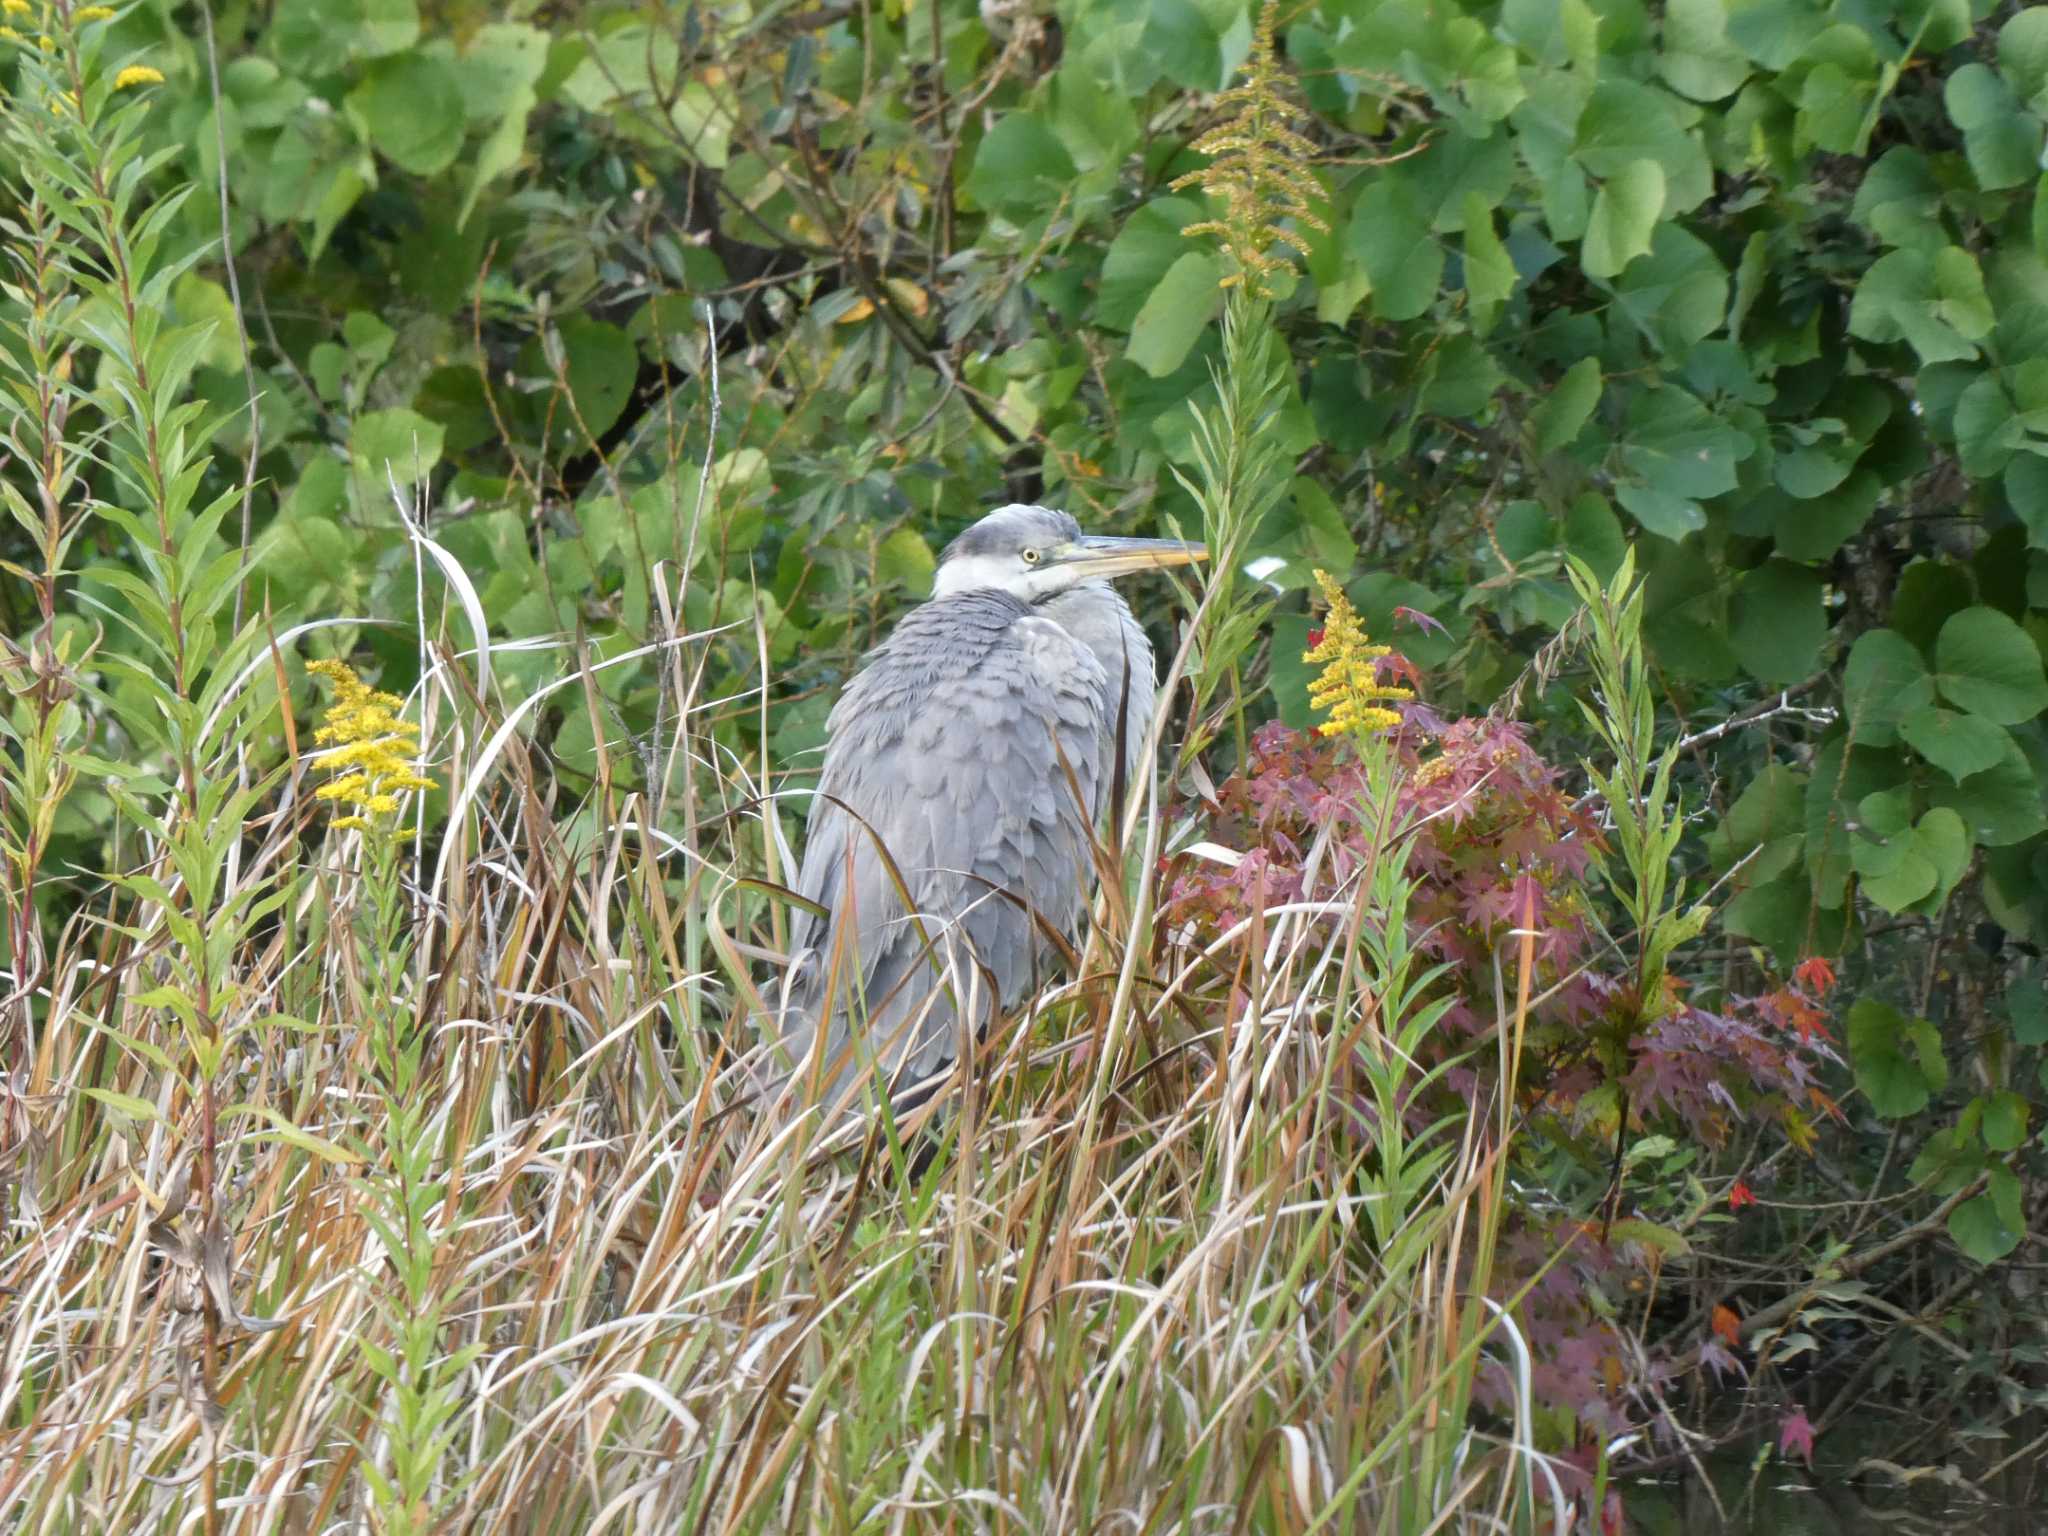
[1170,0,1329,297]
[1303,569,1412,739]
[113,63,160,87]
[306,659,437,833]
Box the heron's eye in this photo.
[1021,548,1041,565]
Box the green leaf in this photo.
[1461,193,1515,334]
[1612,224,1727,356]
[1945,62,2044,192]
[1948,1167,2024,1263]
[82,1088,167,1123]
[1796,61,1873,155]
[1575,80,1713,213]
[875,527,936,596]
[351,408,445,486]
[1899,710,2012,783]
[454,23,549,122]
[2007,456,2048,550]
[2009,977,2048,1045]
[1847,248,1994,364]
[1842,629,1934,746]
[1731,561,1827,686]
[1850,148,1944,252]
[1125,252,1226,378]
[1981,1091,2030,1153]
[1530,357,1602,454]
[1933,606,2048,724]
[1659,0,1749,102]
[1349,176,1442,321]
[350,54,466,177]
[1927,731,2048,846]
[1848,998,1939,1117]
[964,113,1078,218]
[1581,159,1664,280]
[554,317,637,441]
[1615,385,1749,538]
[2001,8,2048,114]
[1097,197,1203,331]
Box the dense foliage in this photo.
[4,0,2047,1525]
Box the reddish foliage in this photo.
[1160,714,1842,1451]
[1778,1408,1816,1465]
[1727,1178,1756,1210]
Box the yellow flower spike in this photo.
[0,1,29,16]
[0,26,21,38]
[113,63,161,87]
[74,4,116,17]
[1302,569,1413,740]
[305,659,439,838]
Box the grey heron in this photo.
[774,504,1207,1113]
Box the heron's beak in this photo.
[1058,534,1209,579]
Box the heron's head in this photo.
[931,504,1207,602]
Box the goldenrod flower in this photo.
[306,659,438,834]
[75,5,116,18]
[0,26,20,39]
[113,63,161,87]
[1303,569,1412,739]
[0,1,30,16]
[1170,0,1329,296]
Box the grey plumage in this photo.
[773,504,1204,1111]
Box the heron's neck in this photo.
[1039,582,1152,688]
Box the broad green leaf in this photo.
[1659,0,1749,102]
[1934,606,2048,724]
[1574,80,1713,212]
[1732,561,1827,686]
[1842,628,1933,746]
[1418,334,1503,418]
[455,22,549,121]
[2010,977,2048,1046]
[1349,177,1442,321]
[1581,159,1663,279]
[1927,731,2048,846]
[1945,62,2044,192]
[1847,997,1939,1117]
[1899,710,2011,783]
[1530,358,1602,454]
[350,54,466,177]
[1126,252,1226,378]
[1098,197,1205,331]
[1847,247,1993,364]
[1796,61,1874,155]
[553,317,637,442]
[1613,225,1727,357]
[2001,7,2048,114]
[2007,456,2048,550]
[875,528,936,596]
[1948,1167,2024,1263]
[965,114,1078,217]
[1462,193,1515,334]
[1615,385,1749,537]
[352,408,445,486]
[1850,148,1944,252]
[1981,1091,2030,1153]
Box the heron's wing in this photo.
[779,595,1109,1100]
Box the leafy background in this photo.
[8,0,2048,1513]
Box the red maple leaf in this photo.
[1711,1303,1743,1346]
[1793,955,1836,996]
[1305,627,1325,649]
[1727,1178,1756,1211]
